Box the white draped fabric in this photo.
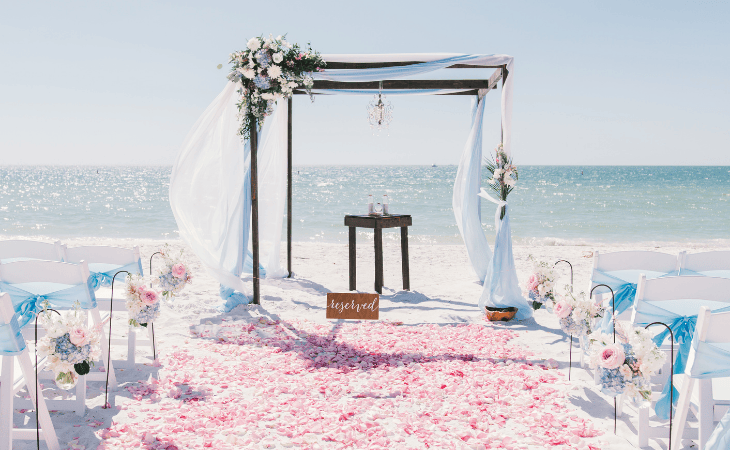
[169,82,251,295]
[170,53,516,310]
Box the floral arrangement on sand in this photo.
[37,301,101,389]
[227,34,325,140]
[588,321,666,404]
[554,289,604,336]
[525,257,557,310]
[126,274,161,328]
[484,143,518,220]
[154,244,192,300]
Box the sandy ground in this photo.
[6,236,730,449]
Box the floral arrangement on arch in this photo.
[525,256,557,310]
[154,244,192,300]
[227,34,326,140]
[126,274,161,328]
[588,321,666,404]
[484,143,518,220]
[553,289,604,337]
[37,301,101,390]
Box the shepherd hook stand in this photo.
[34,308,61,450]
[590,283,616,433]
[554,260,574,379]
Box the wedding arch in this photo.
[169,51,532,320]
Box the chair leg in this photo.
[16,351,60,450]
[671,376,695,450]
[128,324,137,365]
[91,308,117,388]
[1,356,13,450]
[75,375,86,416]
[699,378,714,449]
[638,405,650,448]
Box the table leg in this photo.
[349,226,356,291]
[401,226,410,291]
[374,228,383,294]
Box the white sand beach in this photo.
[8,237,729,449]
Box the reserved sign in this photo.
[326,293,379,320]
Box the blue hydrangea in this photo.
[598,366,626,396]
[158,272,185,292]
[132,302,160,325]
[53,333,91,364]
[255,50,272,68]
[253,75,271,89]
[559,315,585,335]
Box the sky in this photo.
[1,0,728,166]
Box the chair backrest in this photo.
[0,240,65,263]
[0,259,90,286]
[694,306,730,345]
[593,250,680,273]
[680,251,730,274]
[64,245,142,269]
[636,275,730,304]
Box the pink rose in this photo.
[526,274,539,292]
[141,290,159,306]
[69,327,90,347]
[599,344,625,370]
[171,263,186,279]
[553,300,573,319]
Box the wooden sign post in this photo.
[326,293,379,320]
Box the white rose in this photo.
[243,69,255,79]
[260,93,274,100]
[247,38,261,51]
[267,65,282,78]
[272,52,283,64]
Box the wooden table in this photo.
[344,214,412,294]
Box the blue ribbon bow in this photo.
[87,261,144,291]
[0,281,97,329]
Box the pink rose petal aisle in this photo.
[98,319,603,450]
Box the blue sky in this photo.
[1,0,728,165]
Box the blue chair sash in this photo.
[633,300,730,420]
[87,260,144,291]
[0,312,26,355]
[0,281,97,329]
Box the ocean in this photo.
[1,166,729,245]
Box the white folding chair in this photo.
[0,240,65,263]
[672,307,730,450]
[628,275,730,447]
[679,251,730,278]
[585,251,681,367]
[0,292,60,450]
[64,245,154,365]
[0,259,118,416]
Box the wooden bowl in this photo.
[485,306,518,322]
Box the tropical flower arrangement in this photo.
[553,289,604,337]
[227,34,326,140]
[36,301,101,390]
[484,143,518,220]
[525,257,557,310]
[126,274,161,328]
[587,321,666,404]
[154,244,192,300]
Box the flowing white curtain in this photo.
[169,81,250,295]
[256,101,289,278]
[452,94,491,281]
